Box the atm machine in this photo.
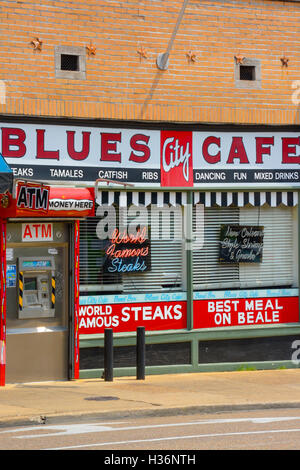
[5,221,70,384]
[18,256,55,319]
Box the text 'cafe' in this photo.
[0,121,300,383]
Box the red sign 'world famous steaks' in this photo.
[78,301,187,334]
[160,131,194,187]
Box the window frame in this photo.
[234,58,262,90]
[55,45,86,80]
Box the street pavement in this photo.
[1,369,300,427]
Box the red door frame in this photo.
[0,220,7,386]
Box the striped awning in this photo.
[96,191,298,208]
[193,191,298,207]
[97,191,187,207]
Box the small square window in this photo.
[239,65,256,81]
[61,54,79,71]
[55,46,86,80]
[235,58,261,89]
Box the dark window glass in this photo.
[61,54,79,71]
[239,65,255,81]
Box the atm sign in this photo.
[22,223,53,242]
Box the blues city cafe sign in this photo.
[1,123,300,187]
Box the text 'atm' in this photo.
[18,257,56,319]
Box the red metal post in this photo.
[0,220,7,386]
[73,220,80,379]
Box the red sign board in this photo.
[193,296,299,328]
[79,296,299,334]
[46,187,94,217]
[160,131,193,187]
[4,185,94,218]
[78,295,299,335]
[78,301,187,334]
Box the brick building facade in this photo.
[0,0,300,383]
[0,0,299,124]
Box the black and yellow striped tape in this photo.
[51,276,55,309]
[19,271,23,311]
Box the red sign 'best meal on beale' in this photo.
[1,123,300,186]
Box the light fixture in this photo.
[156,0,190,70]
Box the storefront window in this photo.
[193,205,298,291]
[79,204,185,295]
[79,216,122,292]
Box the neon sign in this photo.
[103,227,151,274]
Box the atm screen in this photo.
[22,260,52,268]
[24,277,37,291]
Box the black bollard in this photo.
[136,326,145,380]
[104,328,113,381]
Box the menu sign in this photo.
[219,225,264,263]
[103,227,151,274]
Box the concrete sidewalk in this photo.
[1,369,300,427]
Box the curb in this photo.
[2,401,300,428]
